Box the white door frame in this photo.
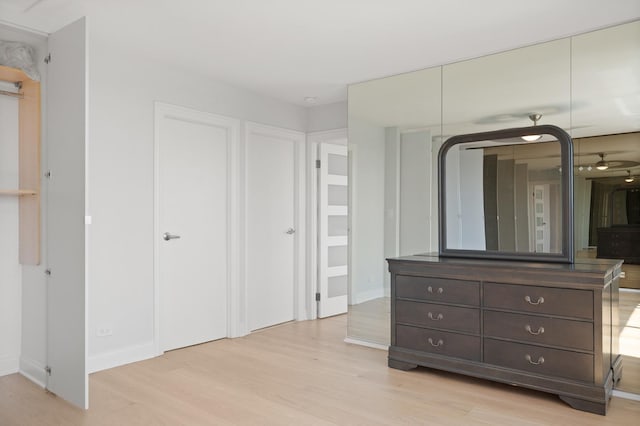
[243,122,306,332]
[306,129,347,319]
[153,102,240,355]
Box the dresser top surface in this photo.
[388,253,622,275]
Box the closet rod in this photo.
[0,89,23,99]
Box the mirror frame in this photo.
[438,124,575,263]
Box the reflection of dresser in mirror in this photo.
[597,187,640,264]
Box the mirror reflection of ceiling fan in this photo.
[575,152,640,172]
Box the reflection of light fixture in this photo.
[595,153,609,170]
[625,170,635,183]
[587,165,592,171]
[522,113,542,142]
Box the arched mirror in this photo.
[438,124,574,263]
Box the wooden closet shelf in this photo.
[0,189,38,196]
[0,65,41,264]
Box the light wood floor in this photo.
[619,289,640,394]
[349,291,640,395]
[2,316,639,425]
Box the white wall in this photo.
[0,94,21,377]
[0,23,48,385]
[306,101,347,133]
[86,36,308,371]
[349,117,386,304]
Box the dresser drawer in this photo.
[396,300,480,334]
[396,325,480,361]
[483,283,593,319]
[395,275,480,306]
[484,339,593,382]
[484,311,593,351]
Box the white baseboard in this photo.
[351,288,385,305]
[612,389,640,401]
[344,337,388,351]
[0,355,19,377]
[88,341,158,373]
[19,357,46,388]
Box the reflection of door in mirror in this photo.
[533,184,550,252]
[531,183,563,253]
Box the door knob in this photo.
[163,232,181,241]
[286,228,296,235]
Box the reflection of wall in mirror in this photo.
[399,130,432,256]
[460,149,485,249]
[445,146,486,250]
[348,116,386,304]
[445,146,461,248]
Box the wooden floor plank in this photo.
[1,315,639,425]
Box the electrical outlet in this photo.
[96,327,113,337]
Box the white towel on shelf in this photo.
[0,41,40,81]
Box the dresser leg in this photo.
[558,395,607,415]
[388,358,418,371]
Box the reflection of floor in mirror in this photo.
[347,297,389,346]
[620,264,640,290]
[618,289,640,395]
[347,291,640,396]
[577,249,640,289]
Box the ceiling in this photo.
[1,0,639,107]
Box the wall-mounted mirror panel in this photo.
[442,38,571,138]
[571,21,640,273]
[348,68,441,345]
[347,21,640,376]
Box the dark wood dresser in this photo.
[388,254,622,415]
[597,226,640,265]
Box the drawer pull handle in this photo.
[428,312,444,321]
[427,286,444,294]
[524,295,544,305]
[428,338,444,347]
[525,354,545,365]
[525,325,545,335]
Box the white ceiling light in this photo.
[625,170,635,183]
[596,153,609,170]
[522,113,542,142]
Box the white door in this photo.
[156,104,238,352]
[46,17,88,409]
[318,144,348,318]
[246,124,303,331]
